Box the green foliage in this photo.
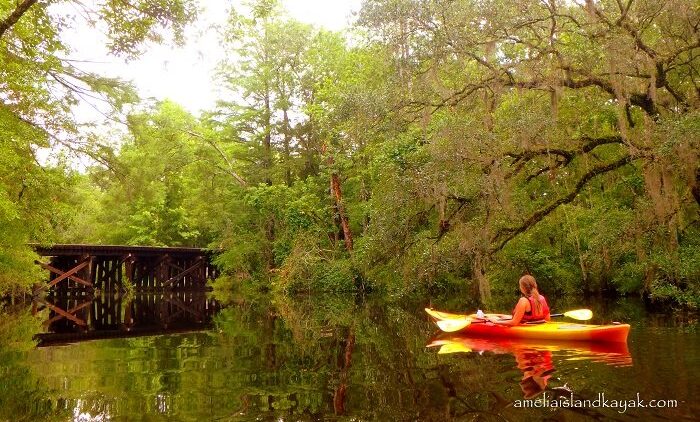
[100,0,198,58]
[644,228,700,309]
[278,255,360,294]
[0,0,199,295]
[0,138,80,294]
[348,0,700,306]
[492,243,582,297]
[2,0,700,310]
[649,281,700,310]
[72,101,212,247]
[0,306,63,421]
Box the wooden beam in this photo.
[166,295,203,320]
[35,260,92,292]
[33,246,215,292]
[100,258,120,285]
[161,259,203,288]
[82,254,95,286]
[124,254,136,285]
[167,261,185,273]
[44,300,93,325]
[36,299,87,327]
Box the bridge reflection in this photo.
[32,292,221,347]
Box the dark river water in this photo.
[0,291,697,421]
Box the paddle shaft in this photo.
[453,312,573,324]
[551,311,591,319]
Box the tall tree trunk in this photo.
[473,254,492,302]
[265,217,275,270]
[692,166,700,208]
[331,172,353,252]
[282,108,293,187]
[262,80,274,263]
[263,85,272,186]
[302,93,320,178]
[323,143,353,252]
[302,135,318,178]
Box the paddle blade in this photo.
[425,308,467,320]
[424,308,441,320]
[438,343,472,354]
[563,309,593,321]
[436,318,471,332]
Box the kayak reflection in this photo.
[427,334,632,399]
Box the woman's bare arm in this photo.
[489,298,528,326]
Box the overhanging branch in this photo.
[490,154,634,253]
[187,130,248,187]
[505,135,625,179]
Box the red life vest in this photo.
[516,294,550,322]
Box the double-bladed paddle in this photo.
[433,308,593,333]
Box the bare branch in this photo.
[0,0,38,39]
[506,136,625,174]
[663,39,700,66]
[583,0,659,60]
[187,130,248,187]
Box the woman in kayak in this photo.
[488,275,550,325]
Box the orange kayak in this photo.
[425,308,630,343]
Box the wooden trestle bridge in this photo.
[30,244,221,344]
[32,244,219,295]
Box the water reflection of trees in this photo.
[212,296,662,421]
[0,296,694,420]
[0,306,66,421]
[210,296,532,420]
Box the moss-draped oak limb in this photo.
[490,154,635,254]
[504,135,629,180]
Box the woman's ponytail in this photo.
[530,286,542,315]
[519,275,542,315]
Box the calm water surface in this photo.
[0,292,696,421]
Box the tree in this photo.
[83,101,209,246]
[210,3,365,279]
[357,0,700,301]
[0,0,197,294]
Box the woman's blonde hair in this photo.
[519,275,542,315]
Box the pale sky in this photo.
[60,0,362,119]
